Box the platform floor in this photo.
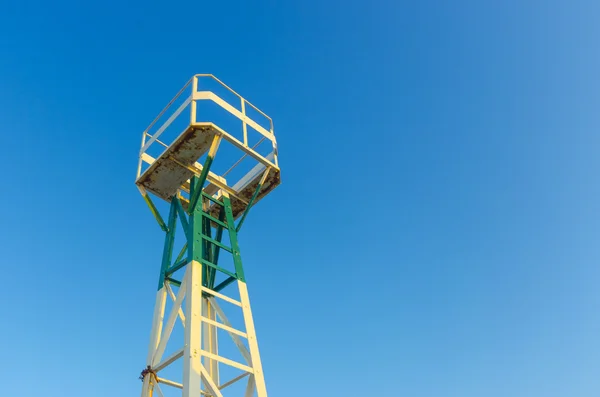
[136,123,280,219]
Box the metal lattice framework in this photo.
[135,75,280,397]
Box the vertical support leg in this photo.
[141,288,167,397]
[146,290,168,365]
[183,260,203,397]
[238,281,268,397]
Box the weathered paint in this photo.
[138,75,276,397]
[142,192,169,232]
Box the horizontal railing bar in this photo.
[193,91,273,141]
[223,136,266,177]
[143,78,192,134]
[193,74,272,122]
[142,96,191,154]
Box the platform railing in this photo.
[136,74,278,185]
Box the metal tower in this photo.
[135,75,280,397]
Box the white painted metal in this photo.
[202,297,220,388]
[202,286,242,307]
[200,350,254,373]
[239,281,268,397]
[138,75,273,397]
[208,297,252,364]
[244,376,256,397]
[153,381,166,397]
[141,96,192,153]
[141,287,167,397]
[200,364,225,397]
[152,271,188,367]
[219,372,250,390]
[147,288,167,365]
[192,91,274,140]
[140,271,269,397]
[165,282,186,325]
[201,315,247,339]
[154,348,184,372]
[135,74,280,219]
[140,374,151,397]
[183,260,203,397]
[157,377,183,389]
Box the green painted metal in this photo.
[202,191,224,207]
[202,201,214,288]
[166,257,188,276]
[174,243,187,265]
[208,207,226,289]
[153,175,248,293]
[201,258,237,280]
[223,196,245,282]
[157,201,178,290]
[166,277,181,287]
[235,180,264,232]
[213,276,236,292]
[202,235,232,253]
[201,212,228,229]
[187,155,215,214]
[188,177,204,263]
[143,193,169,232]
[173,197,189,234]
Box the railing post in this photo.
[271,120,278,167]
[191,75,198,124]
[241,98,248,147]
[137,132,147,178]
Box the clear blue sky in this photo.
[1,1,599,396]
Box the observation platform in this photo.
[135,75,280,219]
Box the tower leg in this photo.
[239,281,268,397]
[139,185,270,397]
[183,260,203,397]
[141,287,167,397]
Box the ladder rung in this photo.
[202,192,224,206]
[202,212,228,229]
[202,235,232,253]
[200,259,237,279]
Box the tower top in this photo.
[135,74,280,219]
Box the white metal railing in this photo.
[136,74,279,186]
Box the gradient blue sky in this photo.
[1,1,600,396]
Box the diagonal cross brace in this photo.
[138,185,169,232]
[236,168,271,232]
[188,135,222,214]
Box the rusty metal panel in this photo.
[136,125,218,201]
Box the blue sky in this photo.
[1,1,600,396]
